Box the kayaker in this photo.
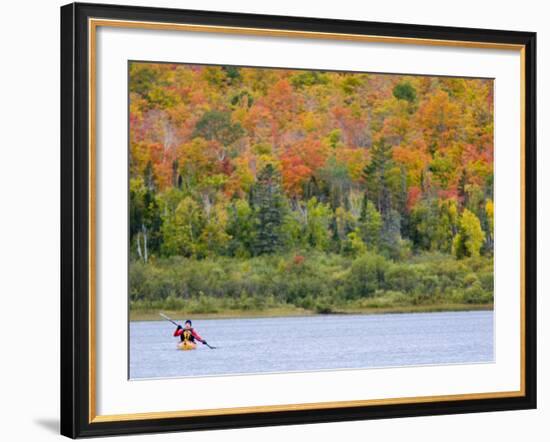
[173,320,208,346]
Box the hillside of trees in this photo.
[129,62,494,316]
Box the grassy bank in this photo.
[130,251,493,319]
[130,303,493,321]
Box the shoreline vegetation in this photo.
[130,252,494,321]
[129,65,495,321]
[130,303,493,321]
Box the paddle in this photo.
[159,313,217,349]
[159,312,179,327]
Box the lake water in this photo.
[129,310,494,379]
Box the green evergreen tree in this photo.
[363,139,394,216]
[357,198,382,250]
[393,81,417,103]
[252,164,286,255]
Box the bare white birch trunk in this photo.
[136,233,143,261]
[142,224,148,263]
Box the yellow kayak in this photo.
[177,341,197,351]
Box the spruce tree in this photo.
[252,164,285,255]
[362,138,393,216]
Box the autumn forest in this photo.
[129,62,494,317]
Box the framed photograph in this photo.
[60,2,536,438]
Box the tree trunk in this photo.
[136,233,143,261]
[142,224,148,263]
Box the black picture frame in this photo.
[61,2,537,438]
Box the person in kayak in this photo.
[173,319,208,346]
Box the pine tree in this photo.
[357,198,382,250]
[362,139,406,256]
[252,164,285,255]
[359,191,369,222]
[362,138,394,216]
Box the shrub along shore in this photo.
[129,251,493,320]
[130,304,493,321]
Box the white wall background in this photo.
[0,0,546,440]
